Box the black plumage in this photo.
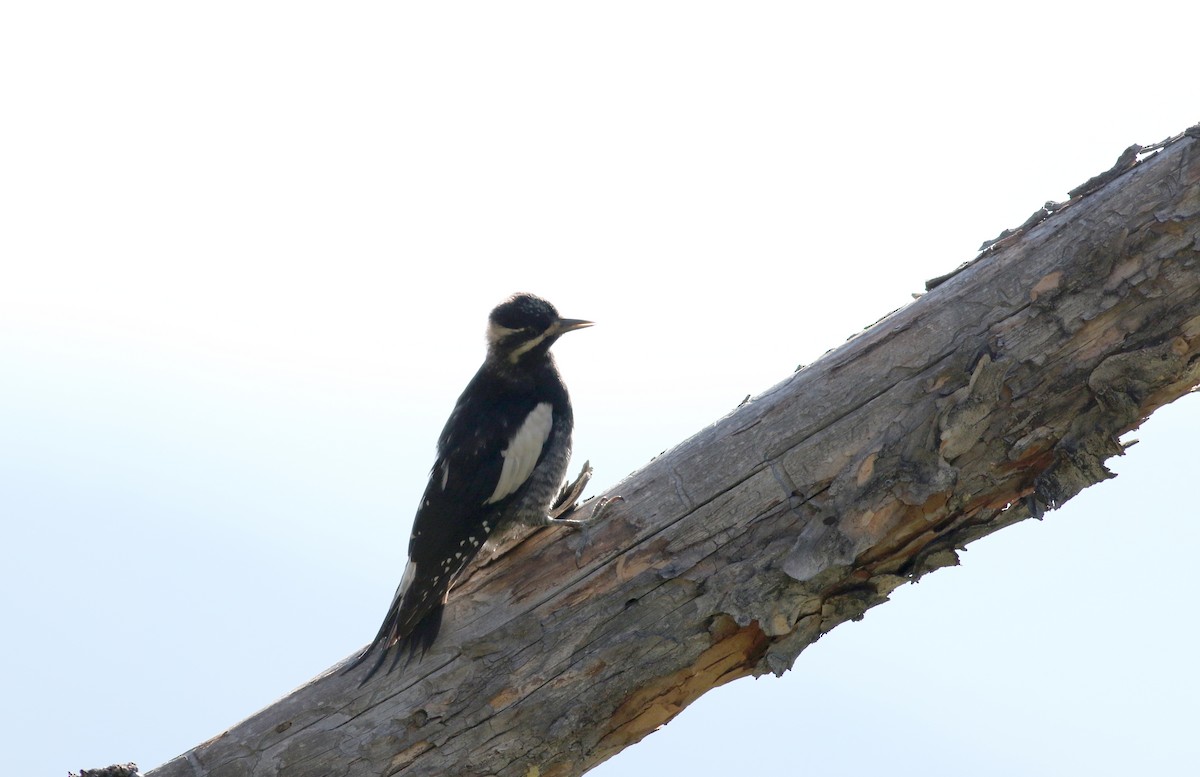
[347,293,596,681]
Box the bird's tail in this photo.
[346,604,443,684]
[343,565,448,684]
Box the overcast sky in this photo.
[3,3,1198,776]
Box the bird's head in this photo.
[486,293,591,365]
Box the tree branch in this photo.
[145,126,1200,777]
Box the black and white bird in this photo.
[348,293,608,681]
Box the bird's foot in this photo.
[549,461,593,519]
[545,460,623,529]
[588,494,624,524]
[545,493,624,529]
[546,491,624,566]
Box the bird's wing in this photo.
[408,388,550,565]
[361,382,553,661]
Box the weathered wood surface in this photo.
[147,129,1200,777]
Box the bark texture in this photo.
[146,128,1200,777]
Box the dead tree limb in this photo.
[146,127,1200,777]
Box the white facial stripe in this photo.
[507,330,549,362]
[485,402,553,504]
[486,321,519,347]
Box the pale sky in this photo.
[3,3,1198,776]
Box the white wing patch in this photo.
[485,402,553,505]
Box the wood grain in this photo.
[146,128,1200,777]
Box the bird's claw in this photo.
[587,494,624,523]
[548,493,624,529]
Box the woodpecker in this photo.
[348,293,607,681]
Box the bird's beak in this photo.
[554,318,593,335]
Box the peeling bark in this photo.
[142,127,1200,777]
